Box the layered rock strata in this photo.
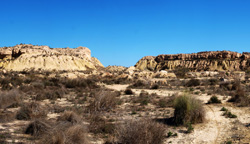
[135,51,250,71]
[0,44,103,71]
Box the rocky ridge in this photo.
[135,51,250,71]
[0,44,103,71]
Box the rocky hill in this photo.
[0,44,103,71]
[135,51,250,71]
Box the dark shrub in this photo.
[185,79,200,87]
[173,95,205,125]
[124,88,133,95]
[207,96,221,104]
[116,119,165,144]
[209,79,218,85]
[174,67,190,78]
[151,84,159,89]
[25,120,51,137]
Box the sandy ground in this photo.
[106,84,250,144]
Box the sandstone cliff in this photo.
[135,51,250,71]
[0,44,103,71]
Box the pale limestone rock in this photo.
[0,44,103,71]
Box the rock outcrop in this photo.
[135,51,250,71]
[0,44,103,71]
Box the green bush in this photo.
[207,96,221,104]
[173,94,205,125]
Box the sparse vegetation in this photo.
[207,95,221,104]
[124,88,133,95]
[115,119,165,144]
[16,102,47,120]
[173,94,205,125]
[185,79,201,87]
[88,90,120,112]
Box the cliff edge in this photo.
[135,51,250,71]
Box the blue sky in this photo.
[1,0,250,67]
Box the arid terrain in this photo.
[0,45,250,144]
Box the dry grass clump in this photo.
[173,67,190,78]
[16,102,47,120]
[0,89,21,109]
[0,111,16,123]
[185,79,201,87]
[88,114,115,134]
[88,90,120,112]
[25,120,51,137]
[39,123,89,144]
[136,91,152,106]
[35,88,65,101]
[116,119,165,144]
[63,78,98,89]
[228,81,250,106]
[57,111,82,124]
[173,94,205,125]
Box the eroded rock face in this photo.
[135,51,250,71]
[0,44,103,71]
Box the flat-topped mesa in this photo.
[0,44,103,71]
[135,51,250,71]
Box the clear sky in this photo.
[1,0,250,67]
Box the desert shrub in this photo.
[219,82,232,91]
[64,78,98,89]
[185,79,200,87]
[124,88,133,95]
[207,96,221,104]
[16,102,47,120]
[57,111,82,124]
[116,119,165,144]
[136,91,152,106]
[129,80,150,89]
[158,98,168,108]
[220,107,227,111]
[209,79,218,85]
[174,67,190,78]
[186,122,194,133]
[39,123,89,144]
[0,89,21,109]
[35,89,64,101]
[173,95,205,125]
[88,90,119,112]
[223,111,237,118]
[25,120,51,137]
[228,82,250,106]
[0,111,16,123]
[0,77,12,90]
[151,84,159,89]
[89,115,115,134]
